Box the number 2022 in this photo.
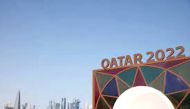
[146,46,185,63]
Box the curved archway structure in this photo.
[93,57,190,109]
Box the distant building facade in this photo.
[4,105,13,109]
[4,91,35,109]
[61,98,66,109]
[69,99,80,109]
[48,98,80,109]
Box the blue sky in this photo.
[0,0,190,108]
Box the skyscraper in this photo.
[70,99,80,109]
[49,101,53,109]
[63,98,66,109]
[48,98,80,109]
[67,102,69,109]
[61,98,66,109]
[22,103,27,109]
[55,103,60,109]
[14,91,21,109]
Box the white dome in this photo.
[113,86,174,109]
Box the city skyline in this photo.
[4,91,91,109]
[0,0,190,109]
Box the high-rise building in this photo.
[61,98,66,109]
[49,101,53,109]
[4,91,35,109]
[22,103,27,109]
[47,101,61,109]
[67,102,69,109]
[70,99,80,109]
[55,103,60,109]
[48,98,81,109]
[14,91,21,109]
[61,99,63,109]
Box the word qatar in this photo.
[101,46,186,69]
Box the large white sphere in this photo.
[113,86,174,109]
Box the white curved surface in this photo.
[113,86,174,109]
